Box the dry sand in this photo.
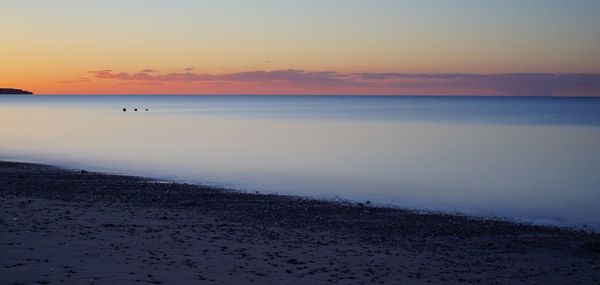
[1,161,599,284]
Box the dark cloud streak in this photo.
[89,69,600,96]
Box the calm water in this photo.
[1,95,600,228]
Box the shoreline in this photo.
[1,161,599,284]
[3,157,589,231]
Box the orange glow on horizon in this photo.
[2,1,600,96]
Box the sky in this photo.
[1,0,600,95]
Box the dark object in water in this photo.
[80,170,89,174]
[122,108,127,112]
[145,109,149,111]
[134,108,138,112]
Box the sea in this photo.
[1,95,599,229]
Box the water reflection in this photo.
[1,96,599,228]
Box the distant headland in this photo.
[0,88,33,95]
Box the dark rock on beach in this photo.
[582,241,600,253]
[0,161,599,284]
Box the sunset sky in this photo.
[1,0,600,95]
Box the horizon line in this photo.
[26,93,600,98]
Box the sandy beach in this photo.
[1,161,599,284]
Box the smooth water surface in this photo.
[1,95,599,228]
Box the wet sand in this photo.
[1,161,599,284]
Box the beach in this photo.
[3,0,600,283]
[1,161,599,284]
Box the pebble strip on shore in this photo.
[1,161,599,284]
